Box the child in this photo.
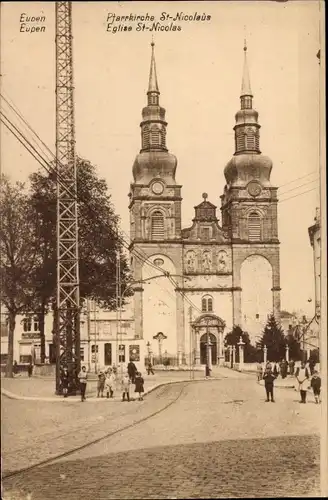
[134,371,145,401]
[78,365,88,402]
[263,367,276,402]
[105,371,115,399]
[97,371,106,398]
[310,370,321,404]
[121,373,130,402]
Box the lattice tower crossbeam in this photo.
[55,1,80,393]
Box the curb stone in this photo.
[1,377,223,403]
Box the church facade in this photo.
[128,43,281,366]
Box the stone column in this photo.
[238,337,245,371]
[232,345,236,366]
[195,329,200,365]
[285,345,289,362]
[176,291,185,366]
[263,345,268,365]
[208,340,212,370]
[218,329,224,366]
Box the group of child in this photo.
[96,368,145,402]
[261,360,321,404]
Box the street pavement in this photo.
[2,367,322,499]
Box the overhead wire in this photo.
[1,96,192,309]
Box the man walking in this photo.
[295,361,310,404]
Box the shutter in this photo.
[248,212,261,241]
[151,212,164,239]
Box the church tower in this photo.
[221,42,281,341]
[129,43,184,349]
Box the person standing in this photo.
[127,359,137,384]
[256,362,263,382]
[295,361,310,403]
[289,360,295,376]
[134,371,145,401]
[121,373,130,402]
[146,360,154,375]
[97,371,106,398]
[280,359,288,379]
[61,367,69,398]
[78,366,88,402]
[13,361,18,377]
[263,367,276,402]
[27,362,33,378]
[105,371,115,399]
[310,370,321,404]
[205,364,211,379]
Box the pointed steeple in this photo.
[148,42,159,94]
[233,42,261,154]
[241,40,252,97]
[140,42,168,152]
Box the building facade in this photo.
[0,301,145,373]
[129,43,281,366]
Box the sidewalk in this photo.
[1,369,224,403]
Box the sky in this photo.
[1,1,323,317]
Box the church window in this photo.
[142,125,150,149]
[150,126,160,147]
[161,128,166,148]
[202,295,213,313]
[255,130,260,150]
[151,211,165,239]
[246,129,255,150]
[248,212,262,241]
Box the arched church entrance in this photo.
[200,333,217,365]
[191,314,226,366]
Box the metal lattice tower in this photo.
[55,1,80,393]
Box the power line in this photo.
[1,102,194,311]
[279,187,318,203]
[278,171,317,190]
[278,178,319,196]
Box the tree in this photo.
[0,175,39,376]
[224,325,259,363]
[257,314,286,362]
[29,158,131,362]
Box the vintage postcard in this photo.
[1,1,326,499]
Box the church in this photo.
[128,43,281,367]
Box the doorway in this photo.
[200,333,217,365]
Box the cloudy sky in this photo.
[1,1,323,316]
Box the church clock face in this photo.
[247,181,262,197]
[152,182,164,195]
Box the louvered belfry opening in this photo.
[151,211,164,239]
[248,212,262,241]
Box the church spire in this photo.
[148,41,159,95]
[140,42,168,152]
[240,40,253,105]
[233,42,261,155]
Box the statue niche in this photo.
[217,250,228,272]
[202,250,212,272]
[185,250,196,272]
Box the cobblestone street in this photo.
[2,372,321,499]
